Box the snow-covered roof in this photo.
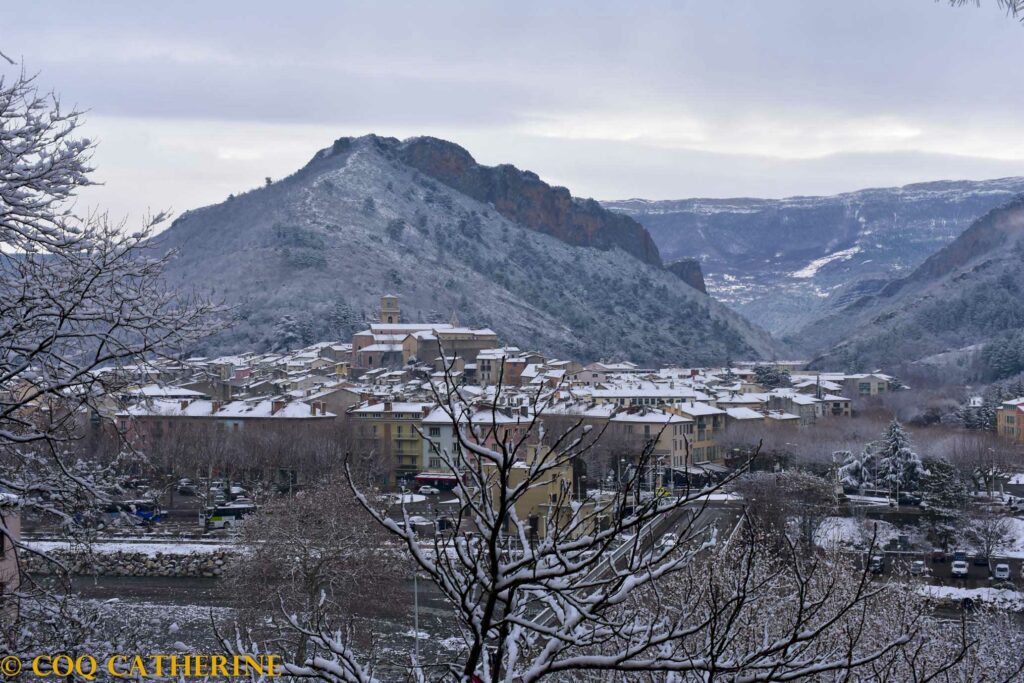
[352,402,433,415]
[610,411,691,424]
[765,411,800,421]
[131,384,206,399]
[725,407,765,420]
[119,398,335,419]
[673,402,726,416]
[359,343,404,353]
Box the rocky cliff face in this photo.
[331,136,665,266]
[665,258,707,294]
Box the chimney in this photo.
[384,400,393,412]
[271,398,287,415]
[310,402,317,416]
[691,369,699,377]
[421,405,431,417]
[211,400,222,413]
[180,399,190,411]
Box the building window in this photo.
[429,427,441,437]
[429,456,441,469]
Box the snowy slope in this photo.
[156,135,779,364]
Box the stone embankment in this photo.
[23,540,235,578]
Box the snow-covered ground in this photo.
[814,516,902,550]
[790,246,862,279]
[845,494,892,506]
[28,539,234,557]
[920,585,1024,610]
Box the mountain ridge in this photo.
[157,135,778,364]
[604,177,1024,336]
[308,135,663,267]
[800,196,1024,370]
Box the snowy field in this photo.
[814,516,903,550]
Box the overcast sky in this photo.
[5,1,1024,224]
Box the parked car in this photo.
[657,533,678,551]
[869,555,885,574]
[177,479,198,495]
[909,560,927,576]
[953,550,967,563]
[951,560,969,578]
[418,486,441,495]
[119,499,163,523]
[994,563,1012,581]
[897,494,922,506]
[930,549,946,563]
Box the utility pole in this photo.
[413,567,420,663]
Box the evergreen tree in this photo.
[875,419,925,493]
[271,314,302,351]
[330,300,358,338]
[837,448,874,490]
[753,365,792,389]
[920,458,969,550]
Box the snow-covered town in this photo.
[8,4,1024,681]
[4,294,1024,678]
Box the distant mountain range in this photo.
[156,135,776,364]
[605,178,1024,336]
[801,197,1024,371]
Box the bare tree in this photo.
[227,365,965,682]
[736,469,836,552]
[0,64,217,651]
[965,507,1015,568]
[224,480,405,666]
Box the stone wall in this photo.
[23,548,233,578]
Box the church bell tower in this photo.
[379,295,401,324]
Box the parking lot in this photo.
[868,551,1021,589]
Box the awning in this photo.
[667,465,706,476]
[415,472,458,481]
[698,463,731,474]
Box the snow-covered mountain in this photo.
[156,135,778,364]
[801,197,1024,371]
[604,178,1024,336]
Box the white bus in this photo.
[200,502,257,530]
